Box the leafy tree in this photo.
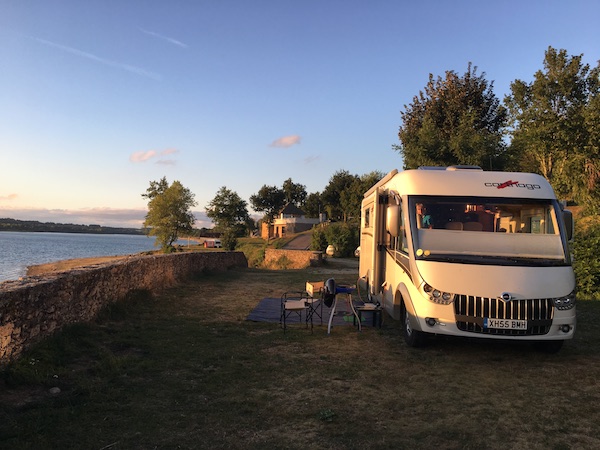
[250,179,307,224]
[340,171,385,222]
[394,63,508,170]
[142,177,197,252]
[143,177,170,199]
[205,186,250,234]
[303,192,323,218]
[249,185,286,223]
[282,178,307,205]
[321,170,359,221]
[505,47,600,211]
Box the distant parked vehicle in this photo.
[203,239,222,248]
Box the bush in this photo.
[221,228,238,251]
[311,222,359,258]
[573,217,600,299]
[310,227,328,252]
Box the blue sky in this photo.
[1,0,598,228]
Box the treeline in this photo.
[395,47,600,214]
[0,218,144,235]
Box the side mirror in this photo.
[563,209,574,241]
[386,205,400,237]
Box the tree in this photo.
[205,186,250,234]
[303,192,323,218]
[394,63,508,170]
[250,179,307,224]
[249,185,286,223]
[142,177,197,252]
[340,171,384,222]
[282,178,307,205]
[505,47,600,211]
[321,170,359,221]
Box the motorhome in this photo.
[358,166,575,352]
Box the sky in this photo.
[1,0,599,229]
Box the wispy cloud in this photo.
[303,155,321,164]
[0,193,18,201]
[139,28,188,48]
[32,37,162,81]
[130,150,157,162]
[129,148,180,165]
[270,135,302,148]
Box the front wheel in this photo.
[402,303,427,347]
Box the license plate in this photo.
[484,318,528,330]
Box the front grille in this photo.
[454,295,554,336]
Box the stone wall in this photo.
[0,252,247,365]
[263,248,323,269]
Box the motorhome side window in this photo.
[364,207,371,228]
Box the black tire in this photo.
[533,340,564,354]
[402,303,427,347]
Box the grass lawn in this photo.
[2,261,600,449]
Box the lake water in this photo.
[0,232,158,283]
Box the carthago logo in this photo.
[485,180,541,190]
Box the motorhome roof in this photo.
[368,168,557,199]
[418,165,483,171]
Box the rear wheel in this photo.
[402,302,427,347]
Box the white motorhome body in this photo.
[359,166,576,351]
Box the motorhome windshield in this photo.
[409,196,569,266]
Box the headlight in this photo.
[553,291,576,310]
[422,283,455,305]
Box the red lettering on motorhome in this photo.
[496,180,518,189]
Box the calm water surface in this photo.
[0,232,157,283]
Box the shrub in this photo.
[311,222,359,257]
[221,228,238,251]
[573,217,600,299]
[311,227,328,252]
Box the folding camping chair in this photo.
[305,281,324,325]
[280,291,312,333]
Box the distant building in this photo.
[261,203,324,239]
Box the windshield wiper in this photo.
[419,254,566,266]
